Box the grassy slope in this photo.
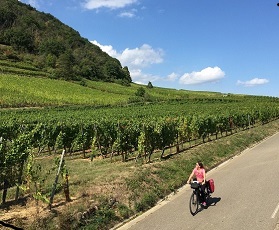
[1,68,227,108]
[0,74,130,107]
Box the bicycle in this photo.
[189,180,211,216]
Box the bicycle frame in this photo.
[189,182,210,216]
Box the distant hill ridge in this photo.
[0,0,131,84]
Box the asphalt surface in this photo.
[113,132,279,230]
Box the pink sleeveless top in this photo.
[193,168,205,182]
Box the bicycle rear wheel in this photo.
[189,192,199,215]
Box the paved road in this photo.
[114,132,279,230]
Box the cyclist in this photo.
[187,161,207,206]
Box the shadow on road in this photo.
[207,197,221,207]
[192,197,221,215]
[207,197,221,206]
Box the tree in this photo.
[45,54,57,68]
[39,40,66,57]
[135,87,146,97]
[4,28,35,52]
[104,60,121,81]
[0,7,17,30]
[147,81,153,88]
[122,66,132,82]
[54,51,75,80]
[104,59,132,83]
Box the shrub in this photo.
[135,192,157,212]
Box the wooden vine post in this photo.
[49,149,65,210]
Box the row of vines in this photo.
[1,100,279,203]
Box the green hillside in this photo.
[1,69,242,108]
[1,43,267,109]
[0,0,131,84]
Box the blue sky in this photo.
[20,0,279,97]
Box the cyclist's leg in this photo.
[200,184,207,203]
[205,180,211,193]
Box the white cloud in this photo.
[91,40,118,56]
[91,40,164,84]
[119,44,164,68]
[83,0,138,10]
[179,66,225,85]
[91,41,163,68]
[130,69,160,85]
[166,72,179,82]
[118,9,137,18]
[237,78,269,87]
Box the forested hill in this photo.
[0,0,131,84]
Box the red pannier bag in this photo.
[208,179,215,193]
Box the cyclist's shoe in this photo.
[202,202,207,206]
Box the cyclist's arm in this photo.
[201,169,206,185]
[187,170,195,183]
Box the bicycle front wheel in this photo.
[189,192,199,216]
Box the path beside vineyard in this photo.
[115,132,279,230]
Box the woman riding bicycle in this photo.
[187,161,207,206]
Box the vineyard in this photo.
[0,73,130,107]
[1,97,279,201]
